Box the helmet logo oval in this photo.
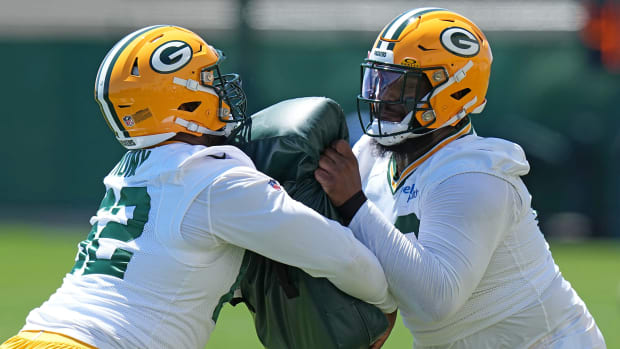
[150,40,192,73]
[440,27,480,57]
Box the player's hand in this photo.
[314,140,362,206]
[369,310,398,349]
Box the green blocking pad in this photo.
[227,97,388,349]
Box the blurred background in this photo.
[0,0,619,239]
[0,0,618,347]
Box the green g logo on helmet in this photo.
[150,40,192,73]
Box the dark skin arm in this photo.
[314,139,398,348]
[314,139,364,206]
[370,310,398,349]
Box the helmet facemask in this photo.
[200,51,247,136]
[202,57,247,121]
[357,60,439,146]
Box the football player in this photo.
[0,25,396,349]
[315,8,607,348]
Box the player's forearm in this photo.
[348,174,516,323]
[239,202,397,312]
[221,203,396,312]
[206,170,396,311]
[349,200,465,322]
[321,239,398,313]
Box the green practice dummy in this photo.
[226,97,388,349]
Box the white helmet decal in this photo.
[150,40,192,73]
[440,27,480,57]
[369,49,394,64]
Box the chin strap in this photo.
[175,117,227,136]
[470,99,486,114]
[443,96,478,126]
[431,60,474,98]
[172,77,236,137]
[429,60,487,128]
[173,77,219,97]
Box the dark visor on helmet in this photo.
[361,64,424,103]
[357,60,439,137]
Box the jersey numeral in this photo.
[71,186,150,279]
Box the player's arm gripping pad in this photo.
[226,97,388,349]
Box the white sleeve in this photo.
[352,135,375,184]
[185,165,397,313]
[349,172,518,322]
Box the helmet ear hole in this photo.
[177,101,202,112]
[450,88,471,100]
[149,34,164,43]
[131,58,140,76]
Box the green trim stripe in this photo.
[376,8,446,49]
[395,213,420,237]
[212,252,252,322]
[387,156,399,194]
[386,118,473,194]
[95,25,168,138]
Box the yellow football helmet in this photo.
[357,8,492,145]
[95,25,247,149]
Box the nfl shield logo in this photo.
[268,179,282,190]
[123,115,135,127]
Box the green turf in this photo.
[0,223,617,348]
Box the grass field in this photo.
[0,223,618,348]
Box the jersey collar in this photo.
[387,122,473,194]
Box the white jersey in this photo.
[23,143,395,349]
[351,134,606,348]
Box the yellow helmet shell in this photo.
[95,25,235,149]
[369,8,493,130]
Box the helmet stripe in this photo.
[95,25,168,139]
[376,8,445,49]
[376,8,419,46]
